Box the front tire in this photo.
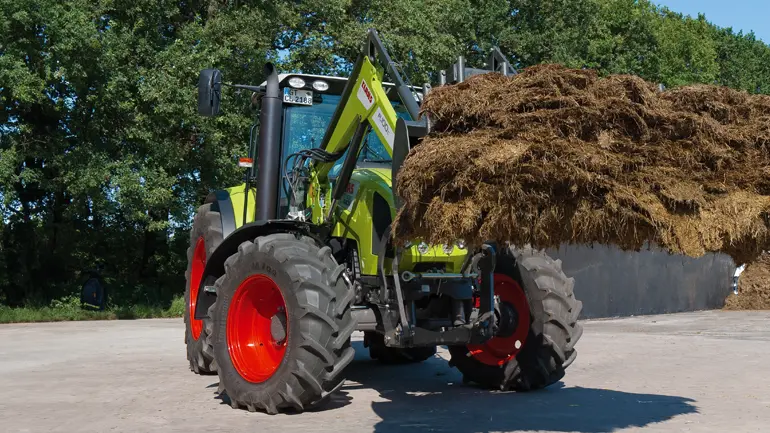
[184,203,223,375]
[211,233,356,414]
[448,246,583,391]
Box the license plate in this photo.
[283,88,313,106]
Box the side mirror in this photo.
[198,68,222,116]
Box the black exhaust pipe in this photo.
[255,63,282,221]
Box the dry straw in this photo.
[724,253,770,309]
[394,65,770,264]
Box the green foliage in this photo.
[654,9,719,87]
[0,294,185,323]
[590,0,661,77]
[48,294,84,311]
[0,304,113,323]
[1,0,770,315]
[502,0,606,68]
[713,27,770,93]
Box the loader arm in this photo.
[306,29,424,225]
[311,57,398,178]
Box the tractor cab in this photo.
[264,73,420,214]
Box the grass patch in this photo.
[0,295,185,324]
[113,296,186,320]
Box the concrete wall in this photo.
[545,245,737,319]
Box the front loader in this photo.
[184,29,583,414]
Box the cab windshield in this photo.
[281,93,412,178]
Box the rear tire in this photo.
[448,246,583,391]
[184,203,223,375]
[211,233,356,414]
[365,332,437,364]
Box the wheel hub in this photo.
[467,273,531,366]
[494,300,519,338]
[270,311,287,343]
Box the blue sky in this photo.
[656,0,769,42]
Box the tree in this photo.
[653,10,719,87]
[713,28,770,94]
[501,0,605,69]
[589,0,661,77]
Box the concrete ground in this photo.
[1,311,768,433]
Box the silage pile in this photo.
[724,252,770,310]
[394,64,770,264]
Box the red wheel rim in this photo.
[227,275,288,383]
[189,237,206,340]
[467,273,531,366]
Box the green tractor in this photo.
[185,29,583,414]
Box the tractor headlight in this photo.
[456,239,466,249]
[442,244,454,254]
[288,77,306,88]
[417,242,430,255]
[312,80,329,91]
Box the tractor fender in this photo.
[193,219,318,320]
[204,190,237,238]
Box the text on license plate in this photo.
[283,88,313,106]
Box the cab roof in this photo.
[261,73,425,102]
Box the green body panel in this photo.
[225,183,257,229]
[330,166,466,276]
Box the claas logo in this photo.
[345,183,356,194]
[360,81,373,103]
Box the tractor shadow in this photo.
[341,340,698,433]
[210,382,354,413]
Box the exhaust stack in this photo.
[255,63,282,221]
